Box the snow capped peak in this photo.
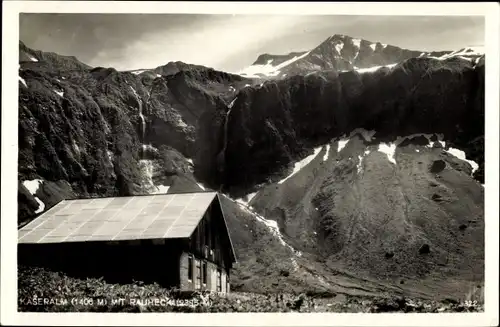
[352,38,361,49]
[237,50,311,78]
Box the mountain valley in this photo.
[17,34,485,301]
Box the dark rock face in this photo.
[18,40,252,224]
[20,40,91,72]
[17,38,484,299]
[218,56,484,193]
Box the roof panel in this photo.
[47,224,82,237]
[46,202,70,215]
[21,217,49,231]
[19,229,53,243]
[38,235,66,243]
[149,194,175,204]
[18,192,217,243]
[37,218,67,230]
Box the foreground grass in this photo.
[18,266,483,313]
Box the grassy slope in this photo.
[247,134,484,300]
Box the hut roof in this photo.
[18,192,224,243]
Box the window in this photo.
[216,269,222,292]
[187,255,193,282]
[202,261,207,285]
[195,260,201,290]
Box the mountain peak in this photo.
[239,33,484,79]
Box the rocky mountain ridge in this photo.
[238,34,484,79]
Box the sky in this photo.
[20,14,485,73]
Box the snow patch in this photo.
[233,199,302,263]
[131,70,147,75]
[19,76,27,88]
[176,116,188,128]
[72,140,80,154]
[228,97,237,109]
[237,51,311,78]
[278,147,322,184]
[446,148,479,174]
[335,42,344,54]
[197,182,206,191]
[338,139,349,152]
[186,158,194,165]
[352,38,361,49]
[457,56,474,62]
[246,192,257,203]
[369,43,376,51]
[23,179,43,195]
[356,63,397,74]
[142,144,158,153]
[416,149,420,153]
[382,43,388,48]
[429,47,484,61]
[34,197,45,214]
[357,155,364,173]
[151,185,170,194]
[357,150,370,173]
[424,135,446,149]
[54,90,64,97]
[323,144,331,162]
[236,192,258,206]
[29,55,38,62]
[378,143,397,164]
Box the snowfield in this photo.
[278,147,322,184]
